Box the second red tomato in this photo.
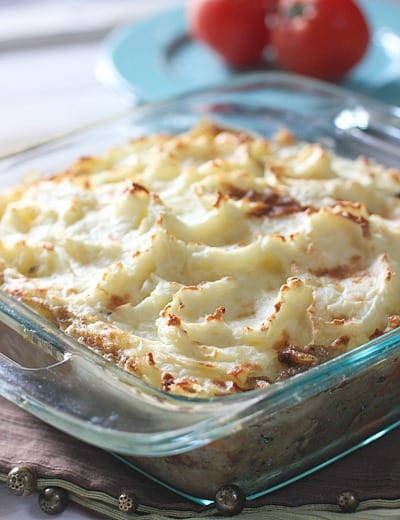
[271,0,370,81]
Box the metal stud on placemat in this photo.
[215,484,246,516]
[337,490,359,513]
[7,466,37,497]
[118,492,138,514]
[38,487,69,515]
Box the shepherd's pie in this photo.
[1,121,400,397]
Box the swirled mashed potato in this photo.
[1,121,400,397]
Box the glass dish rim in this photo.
[2,287,400,408]
[1,70,399,161]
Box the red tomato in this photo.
[187,0,278,68]
[271,0,370,81]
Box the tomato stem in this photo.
[286,2,306,18]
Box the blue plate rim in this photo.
[95,2,400,106]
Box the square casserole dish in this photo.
[1,72,400,504]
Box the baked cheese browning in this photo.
[221,184,305,217]
[1,120,400,397]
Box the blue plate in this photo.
[96,0,400,105]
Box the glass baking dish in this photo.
[1,72,400,506]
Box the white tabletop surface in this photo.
[1,2,400,519]
[0,0,183,156]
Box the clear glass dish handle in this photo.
[0,329,259,456]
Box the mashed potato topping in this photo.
[1,121,400,397]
